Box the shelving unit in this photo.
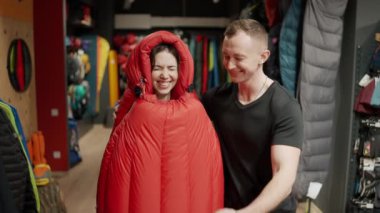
[346,40,380,212]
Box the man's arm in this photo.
[242,145,300,212]
[216,145,300,213]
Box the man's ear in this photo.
[261,49,271,64]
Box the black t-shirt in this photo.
[202,81,303,212]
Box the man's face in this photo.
[222,31,265,84]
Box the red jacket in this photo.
[97,31,224,213]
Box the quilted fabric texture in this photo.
[97,31,224,213]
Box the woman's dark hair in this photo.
[150,43,180,68]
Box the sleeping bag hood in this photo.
[97,31,224,213]
[114,30,195,127]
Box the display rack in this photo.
[347,33,380,212]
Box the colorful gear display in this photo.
[7,39,32,92]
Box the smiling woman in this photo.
[97,30,224,213]
[150,44,179,101]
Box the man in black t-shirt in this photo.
[202,19,303,213]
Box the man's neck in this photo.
[237,74,269,105]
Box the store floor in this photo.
[56,124,321,213]
[58,124,111,213]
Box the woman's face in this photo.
[151,50,179,101]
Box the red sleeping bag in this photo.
[97,31,224,213]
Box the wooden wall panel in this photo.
[0,0,33,23]
[0,15,37,140]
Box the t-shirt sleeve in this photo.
[272,100,303,149]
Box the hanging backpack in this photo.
[66,52,84,85]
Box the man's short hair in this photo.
[224,19,268,48]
